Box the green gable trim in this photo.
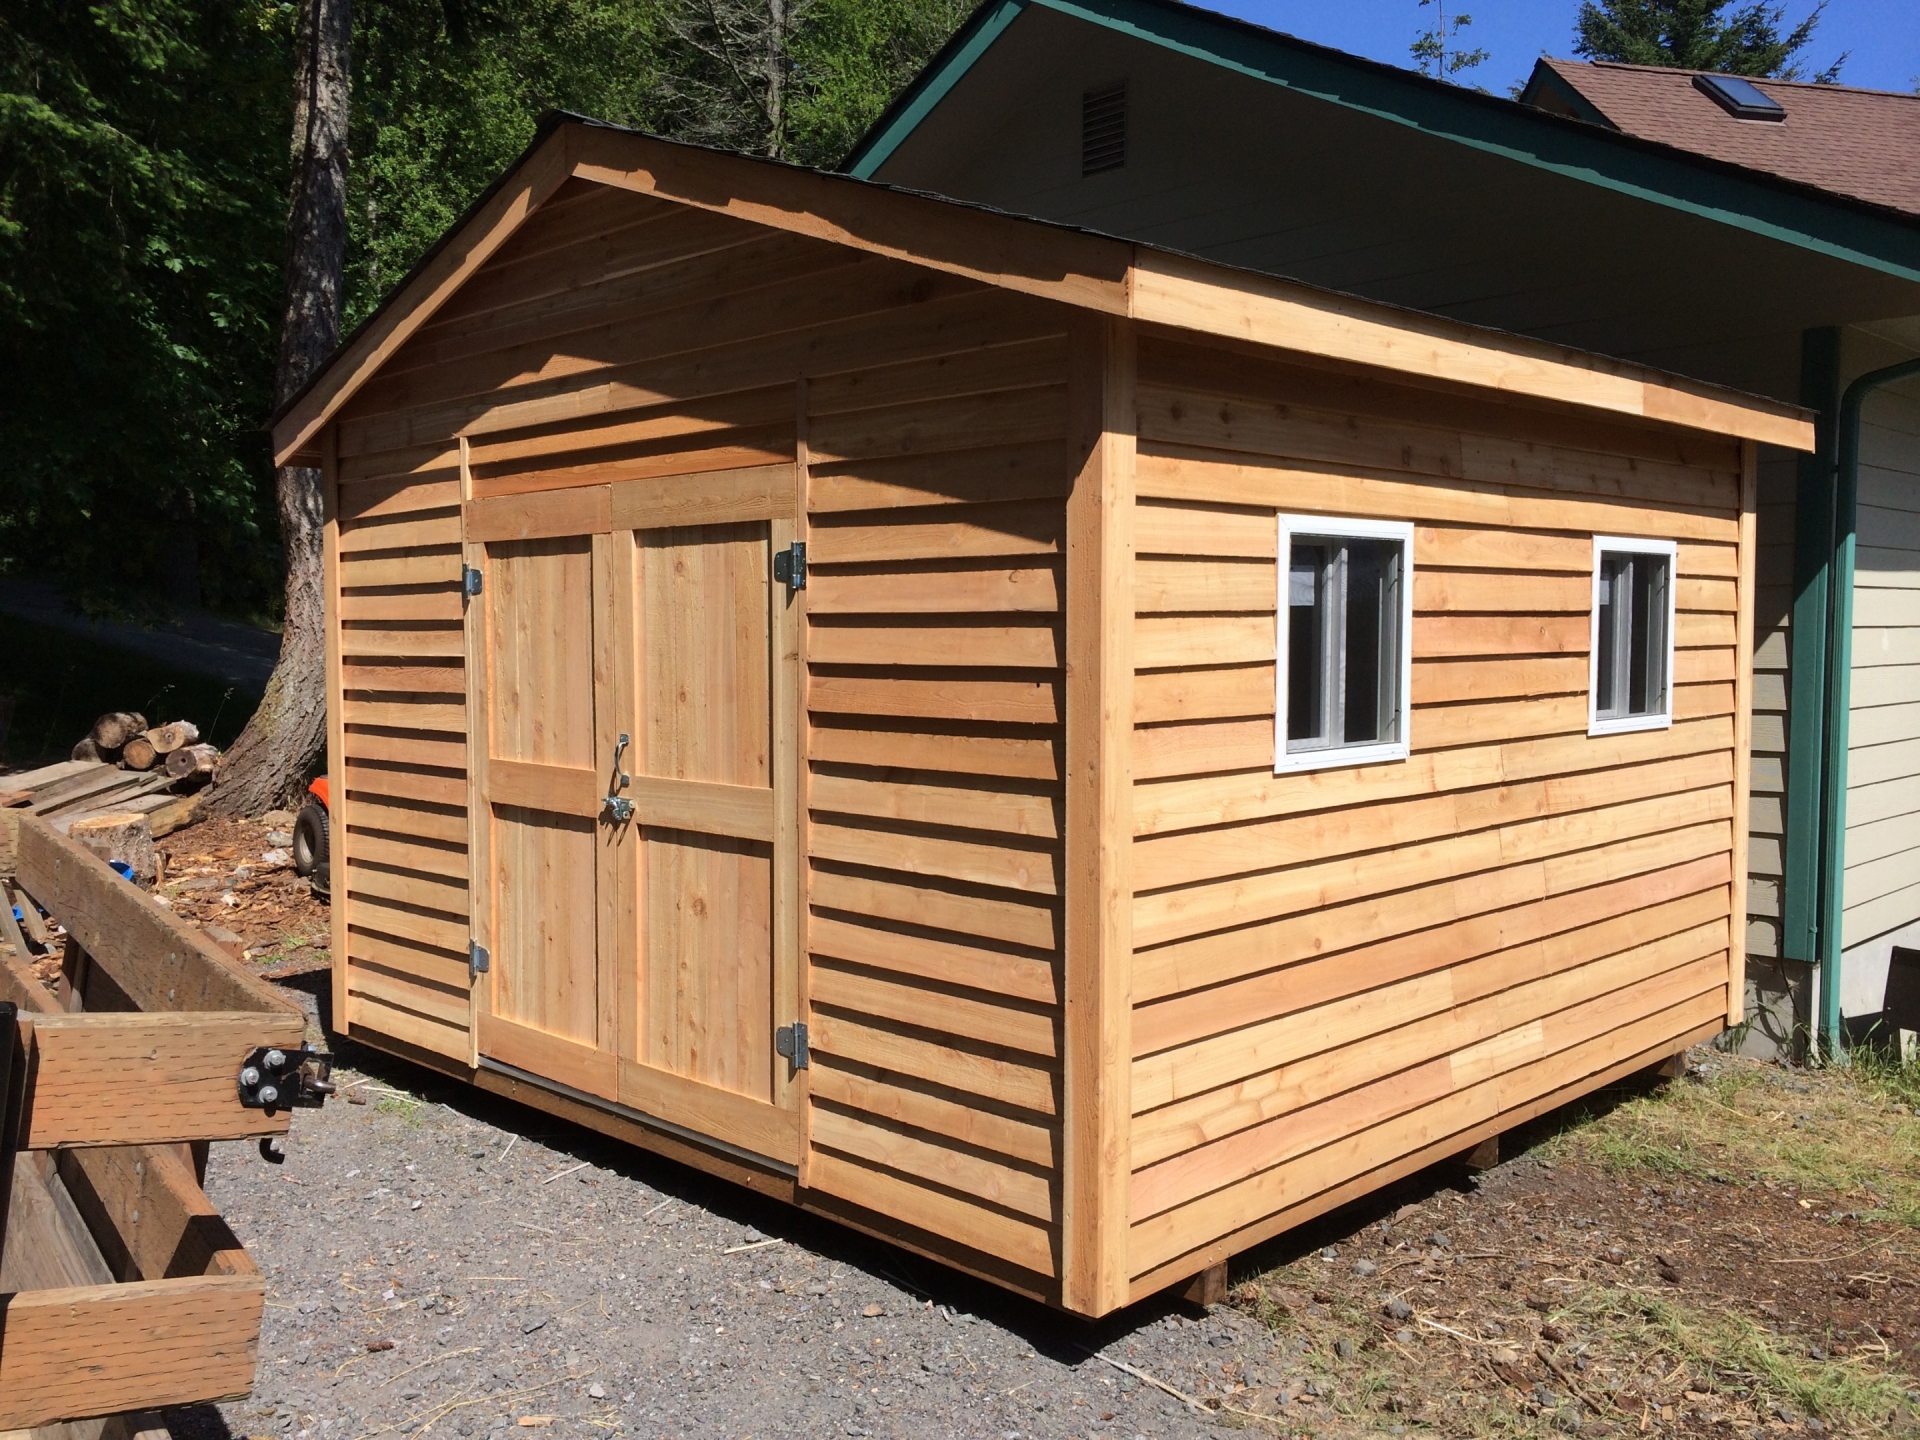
[846,0,1031,178]
[848,0,1920,284]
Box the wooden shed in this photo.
[271,116,1813,1317]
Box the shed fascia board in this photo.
[272,121,1812,467]
[845,0,1920,287]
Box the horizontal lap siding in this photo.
[1844,384,1920,949]
[1747,448,1795,958]
[804,314,1073,1288]
[1124,337,1742,1285]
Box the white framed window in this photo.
[1588,535,1677,736]
[1275,515,1414,774]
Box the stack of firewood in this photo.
[72,712,219,780]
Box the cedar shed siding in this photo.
[1123,335,1747,1294]
[286,122,1806,1315]
[326,176,1076,1293]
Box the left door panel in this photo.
[472,532,620,1098]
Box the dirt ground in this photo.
[84,816,1920,1440]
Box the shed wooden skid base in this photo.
[0,814,307,1429]
[279,119,1805,1318]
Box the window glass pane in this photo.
[1595,554,1620,715]
[1287,544,1327,743]
[1627,554,1656,714]
[1343,539,1396,744]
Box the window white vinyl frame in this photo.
[1587,534,1678,738]
[1273,514,1416,775]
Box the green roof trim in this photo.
[845,0,1920,284]
[845,0,1031,178]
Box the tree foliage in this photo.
[1573,0,1844,81]
[0,0,290,617]
[2,0,968,620]
[1410,0,1489,84]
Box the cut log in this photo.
[164,744,219,782]
[146,794,202,840]
[71,739,103,764]
[119,738,158,773]
[67,814,156,886]
[142,722,199,756]
[87,713,147,751]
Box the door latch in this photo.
[775,1022,809,1071]
[773,541,807,591]
[603,733,634,823]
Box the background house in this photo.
[847,0,1920,1054]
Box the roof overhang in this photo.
[845,0,1920,287]
[272,118,1812,468]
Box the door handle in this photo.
[603,734,633,824]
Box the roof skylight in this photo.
[1692,72,1787,121]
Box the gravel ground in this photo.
[175,1011,1268,1440]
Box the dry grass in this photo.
[1540,1056,1920,1227]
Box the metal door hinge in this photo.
[462,564,484,597]
[772,541,806,592]
[775,1022,809,1070]
[469,940,490,977]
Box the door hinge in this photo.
[775,1021,809,1070]
[469,940,490,977]
[772,541,807,592]
[462,563,484,597]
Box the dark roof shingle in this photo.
[1535,58,1920,217]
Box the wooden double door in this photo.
[467,471,802,1167]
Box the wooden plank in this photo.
[808,1060,1055,1167]
[338,588,465,624]
[342,830,468,881]
[487,758,598,818]
[1061,313,1133,1317]
[15,817,293,1017]
[1134,785,1731,950]
[807,772,1060,840]
[1135,829,1730,1005]
[806,501,1064,565]
[808,672,1061,725]
[1730,439,1758,1024]
[466,485,611,542]
[1134,714,1733,837]
[338,510,462,554]
[806,912,1058,1006]
[810,1103,1052,1221]
[807,620,1061,670]
[609,463,796,529]
[808,723,1061,782]
[807,1007,1058,1115]
[616,1061,799,1167]
[806,561,1061,616]
[628,775,774,843]
[810,821,1058,896]
[16,1011,306,1148]
[809,960,1057,1057]
[808,440,1071,513]
[804,1148,1055,1278]
[0,1273,264,1428]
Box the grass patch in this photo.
[375,1093,423,1126]
[0,614,259,765]
[1540,1061,1920,1225]
[1561,1283,1912,1430]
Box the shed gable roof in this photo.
[272,116,1810,467]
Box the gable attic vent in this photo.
[1082,84,1127,176]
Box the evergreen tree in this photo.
[1573,0,1844,81]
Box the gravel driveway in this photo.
[178,1027,1295,1440]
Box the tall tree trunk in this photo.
[207,0,350,818]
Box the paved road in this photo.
[0,577,279,689]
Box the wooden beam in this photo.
[12,1011,306,1149]
[1127,251,1813,452]
[0,1273,263,1429]
[1061,313,1136,1318]
[15,816,294,1017]
[1729,438,1759,1026]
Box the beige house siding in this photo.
[1748,447,1797,963]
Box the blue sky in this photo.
[1199,1,1919,95]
